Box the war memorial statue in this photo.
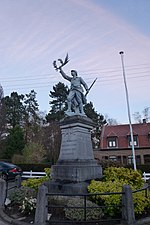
[53,54,97,116]
[47,54,102,194]
[59,67,88,115]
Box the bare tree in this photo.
[133,112,142,123]
[133,107,150,123]
[142,107,150,122]
[41,122,61,165]
[105,114,118,125]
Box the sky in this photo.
[0,0,150,124]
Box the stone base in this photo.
[45,180,91,194]
[51,159,102,182]
[48,115,103,194]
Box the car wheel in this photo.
[1,173,8,181]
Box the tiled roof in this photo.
[102,123,150,137]
[100,122,150,149]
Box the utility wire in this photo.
[1,70,150,84]
[0,63,150,80]
[1,63,150,92]
[2,77,150,91]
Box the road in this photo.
[0,219,9,225]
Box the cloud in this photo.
[0,0,150,123]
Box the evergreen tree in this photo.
[0,84,7,156]
[24,90,40,123]
[46,82,69,122]
[4,125,25,159]
[2,92,25,128]
[23,90,41,143]
[84,102,106,126]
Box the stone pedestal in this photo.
[47,115,102,194]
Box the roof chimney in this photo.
[143,119,146,124]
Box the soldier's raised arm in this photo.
[59,67,71,82]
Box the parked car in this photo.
[0,161,22,180]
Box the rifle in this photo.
[85,78,97,97]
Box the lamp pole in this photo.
[119,51,137,170]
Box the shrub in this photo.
[88,167,149,216]
[22,168,51,191]
[19,196,37,215]
[8,187,37,215]
[126,164,150,173]
[22,142,46,163]
[48,196,69,206]
[22,177,48,191]
[8,186,36,204]
[97,159,123,169]
[12,154,25,164]
[64,198,104,221]
[88,180,123,216]
[16,163,51,172]
[44,167,51,178]
[103,167,144,188]
[133,191,150,215]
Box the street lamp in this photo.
[119,51,137,170]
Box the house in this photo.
[94,121,150,165]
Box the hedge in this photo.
[16,163,51,172]
[126,165,150,173]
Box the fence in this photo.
[22,170,46,178]
[34,184,150,225]
[0,178,149,225]
[142,172,150,182]
[46,191,122,224]
[21,171,150,181]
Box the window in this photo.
[107,137,117,148]
[128,155,133,165]
[109,156,117,161]
[117,156,121,163]
[144,155,150,165]
[136,155,141,165]
[123,156,127,164]
[128,135,138,147]
[148,133,150,142]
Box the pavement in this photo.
[0,208,29,225]
[0,219,9,225]
[0,210,11,225]
[1,207,150,225]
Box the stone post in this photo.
[148,178,150,190]
[122,184,137,225]
[0,178,6,208]
[34,185,48,225]
[15,175,22,188]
